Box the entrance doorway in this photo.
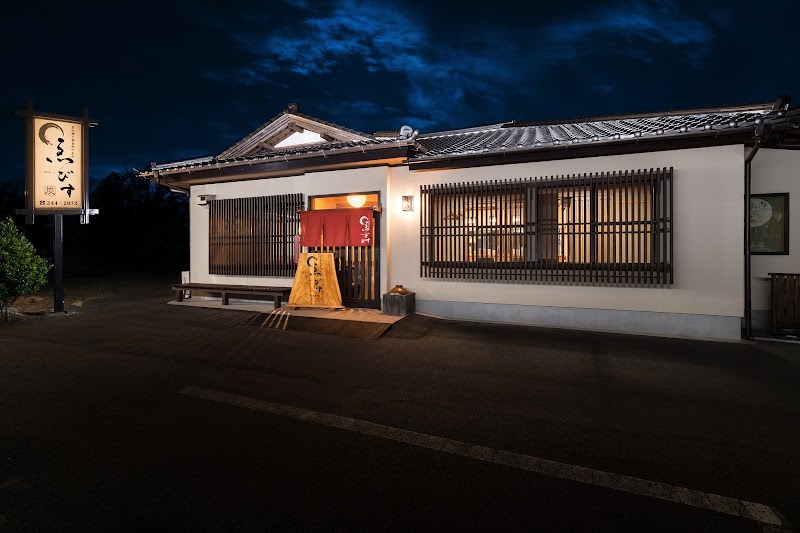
[309,193,381,309]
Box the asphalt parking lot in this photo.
[1,280,798,531]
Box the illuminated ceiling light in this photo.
[347,194,367,208]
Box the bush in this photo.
[0,217,52,321]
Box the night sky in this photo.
[3,0,799,185]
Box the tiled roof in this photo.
[221,138,395,161]
[141,98,797,176]
[148,138,406,173]
[413,104,778,159]
[216,103,377,160]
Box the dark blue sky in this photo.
[3,0,799,184]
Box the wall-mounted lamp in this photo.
[347,194,367,208]
[197,194,215,206]
[402,195,414,212]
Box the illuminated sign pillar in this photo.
[15,102,99,313]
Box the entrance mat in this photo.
[245,313,392,340]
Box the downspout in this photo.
[745,96,794,338]
[743,138,762,339]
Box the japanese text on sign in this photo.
[33,117,83,210]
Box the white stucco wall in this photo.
[387,145,746,318]
[189,166,390,294]
[184,144,757,339]
[750,148,800,313]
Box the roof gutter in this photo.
[743,95,793,339]
[743,137,762,340]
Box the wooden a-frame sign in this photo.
[287,253,343,309]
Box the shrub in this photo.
[0,217,52,321]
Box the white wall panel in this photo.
[386,145,744,317]
[750,148,800,312]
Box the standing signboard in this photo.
[287,253,343,309]
[15,102,98,312]
[31,116,86,213]
[17,103,96,223]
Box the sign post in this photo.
[15,102,98,313]
[53,214,64,312]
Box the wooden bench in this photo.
[171,283,292,310]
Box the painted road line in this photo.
[180,385,791,529]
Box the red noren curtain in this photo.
[299,208,373,247]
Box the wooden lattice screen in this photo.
[420,168,673,285]
[209,193,303,277]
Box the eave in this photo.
[148,144,412,192]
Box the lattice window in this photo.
[209,193,303,276]
[420,168,672,285]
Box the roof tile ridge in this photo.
[238,138,392,160]
[418,122,507,138]
[504,101,774,129]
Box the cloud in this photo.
[201,0,716,133]
[258,0,427,76]
[334,100,402,117]
[225,0,519,129]
[279,0,313,9]
[592,82,615,95]
[543,1,714,68]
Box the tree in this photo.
[0,217,52,321]
[78,171,189,274]
[0,180,23,221]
